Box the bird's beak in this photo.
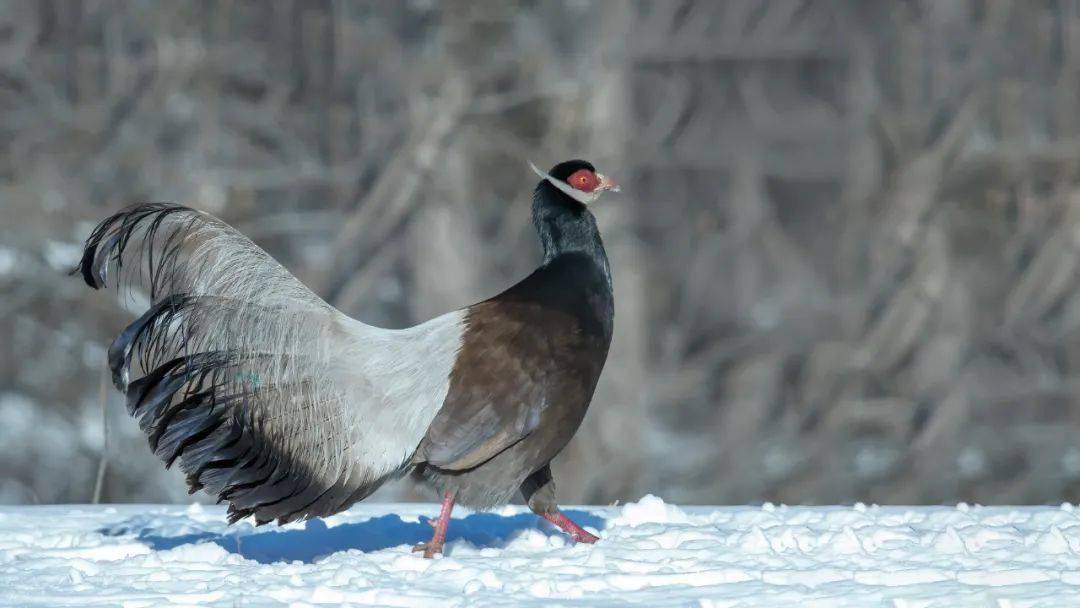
[596,173,620,193]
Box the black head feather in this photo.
[530,159,610,286]
[547,159,596,182]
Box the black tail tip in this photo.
[70,261,91,284]
[72,250,103,289]
[227,506,254,525]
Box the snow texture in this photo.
[2,496,1080,607]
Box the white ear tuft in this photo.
[528,160,548,181]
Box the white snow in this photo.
[2,497,1080,606]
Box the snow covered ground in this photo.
[2,496,1080,607]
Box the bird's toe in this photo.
[573,530,600,544]
[412,541,444,558]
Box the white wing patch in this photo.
[335,311,465,482]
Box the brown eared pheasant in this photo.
[75,159,619,557]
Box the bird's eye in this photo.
[567,169,598,193]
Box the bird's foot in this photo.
[568,527,600,544]
[413,491,456,559]
[542,511,600,544]
[412,540,444,559]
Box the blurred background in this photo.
[1,0,1079,508]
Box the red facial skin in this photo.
[567,169,600,193]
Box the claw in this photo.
[570,528,600,544]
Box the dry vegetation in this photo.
[1,1,1078,506]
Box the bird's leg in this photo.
[413,491,455,558]
[521,465,600,544]
[542,510,600,544]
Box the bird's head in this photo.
[529,159,620,206]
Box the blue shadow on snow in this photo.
[98,510,605,564]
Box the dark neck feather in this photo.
[531,181,611,285]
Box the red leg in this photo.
[542,510,600,544]
[413,491,455,558]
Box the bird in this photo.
[75,159,619,557]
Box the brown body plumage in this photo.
[415,250,614,511]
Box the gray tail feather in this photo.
[76,204,389,524]
[110,295,386,524]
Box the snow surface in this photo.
[2,496,1080,607]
